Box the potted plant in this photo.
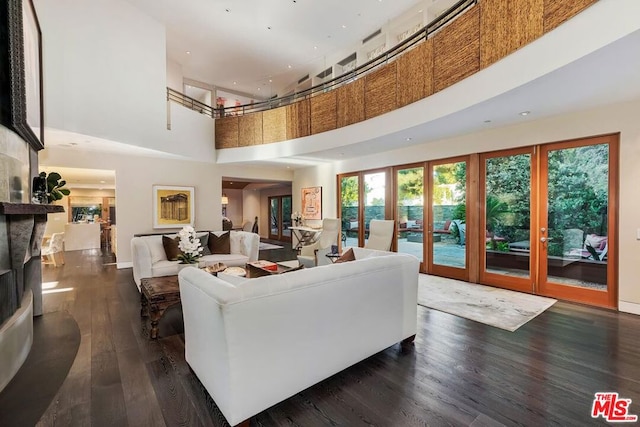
[33,171,71,203]
[176,226,203,269]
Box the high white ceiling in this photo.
[124,0,424,96]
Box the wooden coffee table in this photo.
[140,275,181,339]
[246,260,302,278]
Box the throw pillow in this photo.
[335,247,356,263]
[209,231,231,254]
[162,235,182,261]
[199,233,211,256]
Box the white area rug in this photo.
[258,242,284,251]
[418,274,557,332]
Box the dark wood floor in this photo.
[12,245,640,426]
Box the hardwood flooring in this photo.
[4,245,639,426]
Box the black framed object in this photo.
[0,0,44,151]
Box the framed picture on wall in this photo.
[153,185,195,229]
[2,0,45,151]
[301,186,322,220]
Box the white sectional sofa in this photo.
[131,231,259,290]
[178,247,419,426]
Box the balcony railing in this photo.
[166,0,476,120]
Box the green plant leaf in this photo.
[58,180,66,187]
[59,188,71,195]
[47,172,61,182]
[39,171,47,178]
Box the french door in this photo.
[427,156,470,281]
[480,134,618,308]
[268,195,292,241]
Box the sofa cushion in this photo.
[335,248,356,263]
[151,260,181,278]
[162,235,183,261]
[146,236,168,264]
[198,233,212,256]
[209,232,231,254]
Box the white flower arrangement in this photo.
[291,211,304,225]
[177,225,203,264]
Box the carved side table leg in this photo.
[149,304,167,339]
[140,292,149,318]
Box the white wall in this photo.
[39,147,292,266]
[242,188,261,232]
[293,163,337,228]
[166,59,183,92]
[223,188,243,226]
[34,0,215,162]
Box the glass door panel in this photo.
[538,138,615,307]
[268,197,280,240]
[340,175,359,248]
[480,149,534,293]
[428,159,468,281]
[396,166,424,266]
[363,172,386,246]
[282,195,292,241]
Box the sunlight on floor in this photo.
[42,281,74,294]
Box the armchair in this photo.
[364,220,394,251]
[297,218,341,267]
[42,232,65,267]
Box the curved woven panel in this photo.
[433,5,480,93]
[238,113,263,146]
[544,0,597,33]
[365,62,398,120]
[214,116,239,148]
[337,78,365,128]
[480,0,544,69]
[310,91,337,135]
[262,108,287,144]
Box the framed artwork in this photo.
[1,0,44,151]
[153,185,195,229]
[301,186,322,220]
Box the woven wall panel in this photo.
[286,99,310,140]
[336,78,365,128]
[238,113,263,147]
[262,108,287,144]
[396,41,434,108]
[365,63,398,120]
[480,0,544,69]
[310,91,337,135]
[544,0,597,33]
[433,5,480,93]
[215,116,239,149]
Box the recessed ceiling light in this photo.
[100,180,105,183]
[484,119,492,123]
[519,111,530,116]
[257,87,261,91]
[269,79,273,83]
[186,51,191,55]
[341,24,347,29]
[406,137,412,141]
[313,46,317,50]
[225,8,230,12]
[287,64,292,69]
[418,9,423,13]
[267,26,271,30]
[233,81,237,85]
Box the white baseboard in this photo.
[117,262,132,269]
[619,301,640,316]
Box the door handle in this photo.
[540,237,547,243]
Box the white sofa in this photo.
[131,231,259,290]
[178,247,419,426]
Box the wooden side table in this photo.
[140,275,181,339]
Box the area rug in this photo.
[418,274,557,332]
[259,242,284,250]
